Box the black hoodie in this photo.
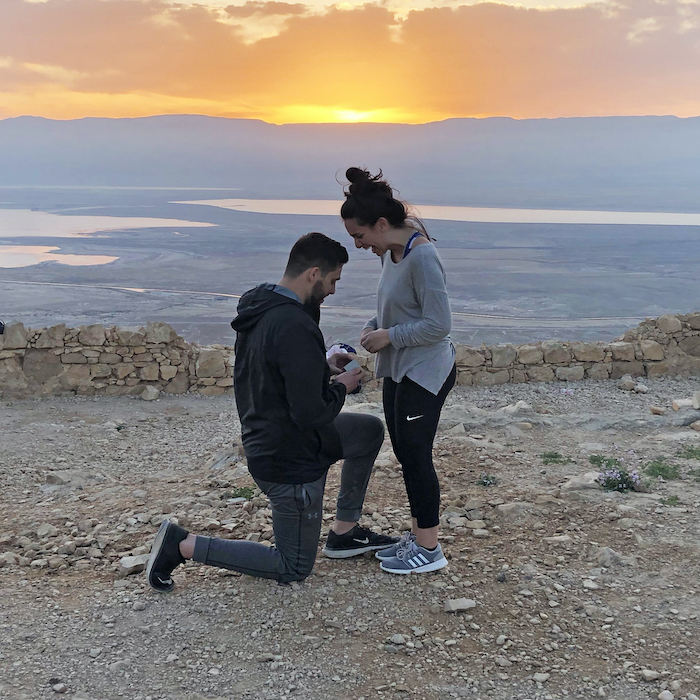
[231,285,346,484]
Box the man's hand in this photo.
[327,352,354,376]
[334,367,363,393]
[360,327,373,344]
[360,329,391,354]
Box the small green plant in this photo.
[589,454,622,469]
[596,467,641,492]
[678,445,700,460]
[643,458,680,480]
[230,486,255,499]
[660,495,681,506]
[477,473,498,487]
[541,452,572,465]
[688,468,700,482]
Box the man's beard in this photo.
[303,280,324,324]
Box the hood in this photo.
[231,285,302,333]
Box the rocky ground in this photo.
[1,377,700,700]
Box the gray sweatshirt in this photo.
[364,242,455,395]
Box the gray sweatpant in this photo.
[192,412,384,583]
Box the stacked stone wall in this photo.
[0,321,234,400]
[1,312,699,399]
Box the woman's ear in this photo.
[376,217,390,233]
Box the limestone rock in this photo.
[472,370,509,386]
[556,365,584,381]
[587,363,611,380]
[517,345,543,364]
[542,340,570,364]
[22,349,63,386]
[640,340,664,361]
[609,341,635,361]
[571,342,605,362]
[444,598,476,612]
[491,345,516,367]
[119,553,150,576]
[657,314,682,333]
[496,502,535,522]
[196,349,226,378]
[679,336,700,357]
[78,324,106,346]
[145,321,177,344]
[3,322,28,349]
[617,374,636,391]
[163,373,190,395]
[141,385,161,401]
[561,472,600,491]
[455,346,485,367]
[527,366,555,382]
[160,365,178,381]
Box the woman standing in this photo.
[341,167,456,574]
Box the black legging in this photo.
[382,365,456,529]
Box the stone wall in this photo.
[0,321,234,400]
[448,312,700,387]
[1,312,699,399]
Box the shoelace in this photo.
[396,535,418,562]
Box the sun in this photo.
[265,104,438,124]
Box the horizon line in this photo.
[2,113,700,127]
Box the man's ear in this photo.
[307,266,323,282]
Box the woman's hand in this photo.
[360,327,373,344]
[360,329,391,354]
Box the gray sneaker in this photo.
[375,531,416,561]
[380,540,447,574]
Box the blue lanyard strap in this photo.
[403,231,424,259]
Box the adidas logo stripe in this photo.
[408,553,430,568]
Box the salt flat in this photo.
[1,187,699,346]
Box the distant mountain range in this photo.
[2,114,700,212]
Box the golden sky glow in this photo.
[1,0,700,123]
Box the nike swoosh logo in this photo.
[406,415,424,421]
[157,577,173,586]
[353,538,370,544]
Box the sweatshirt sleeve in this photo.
[363,316,378,332]
[275,322,347,429]
[388,251,452,348]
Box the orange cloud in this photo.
[0,0,699,121]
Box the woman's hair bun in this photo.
[345,167,390,197]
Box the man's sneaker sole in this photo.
[322,543,392,559]
[380,556,448,575]
[146,520,176,592]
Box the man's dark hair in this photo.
[284,232,349,278]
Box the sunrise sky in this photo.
[1,0,699,124]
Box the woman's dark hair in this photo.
[284,232,349,278]
[340,167,429,237]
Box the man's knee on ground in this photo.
[280,564,314,584]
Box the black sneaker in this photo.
[146,520,188,592]
[322,525,399,559]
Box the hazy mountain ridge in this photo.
[2,114,700,211]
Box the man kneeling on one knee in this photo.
[147,232,397,590]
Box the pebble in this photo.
[657,691,674,700]
[132,601,146,611]
[52,683,67,693]
[495,634,507,646]
[642,669,661,681]
[390,634,406,645]
[533,672,550,683]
